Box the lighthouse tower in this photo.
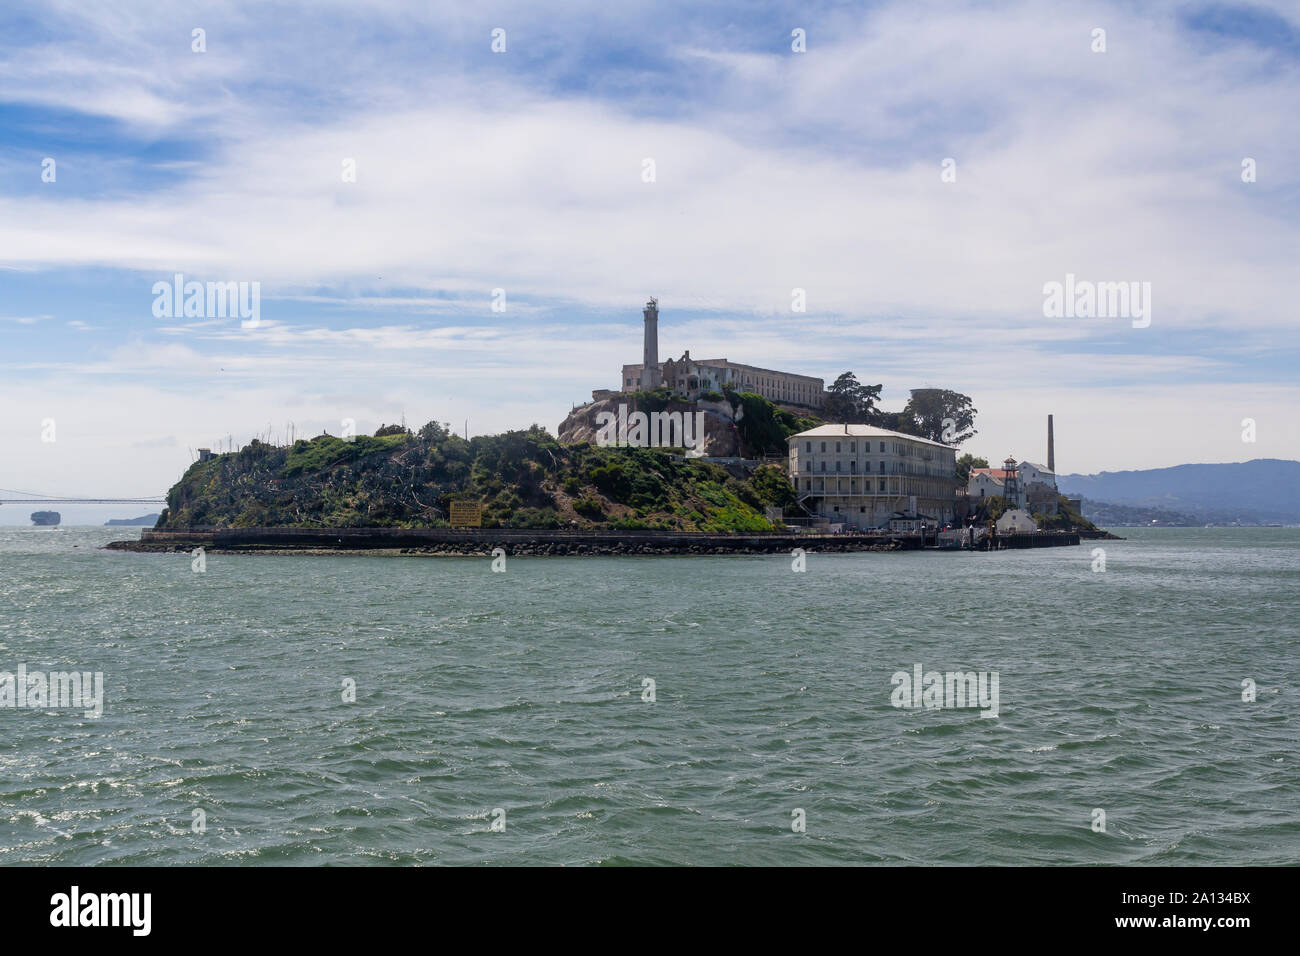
[1002,457,1021,507]
[640,297,662,388]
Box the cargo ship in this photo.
[30,511,61,526]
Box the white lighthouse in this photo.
[640,297,662,388]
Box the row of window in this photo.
[802,439,945,461]
[629,372,821,402]
[801,477,953,490]
[803,460,952,476]
[805,478,889,491]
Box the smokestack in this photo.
[1047,414,1055,473]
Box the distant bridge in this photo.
[0,487,166,505]
[0,498,166,505]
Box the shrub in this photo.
[572,497,605,519]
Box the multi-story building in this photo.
[788,424,961,528]
[615,299,824,408]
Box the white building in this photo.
[1017,461,1056,489]
[788,424,961,529]
[967,469,1007,500]
[1017,461,1058,516]
[996,508,1038,533]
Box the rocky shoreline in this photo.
[105,534,911,556]
[104,524,1090,555]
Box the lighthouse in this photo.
[640,297,662,388]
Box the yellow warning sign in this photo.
[449,501,482,528]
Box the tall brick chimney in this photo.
[1047,414,1055,473]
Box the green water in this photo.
[1,526,1296,865]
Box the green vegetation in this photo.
[822,372,883,423]
[891,388,978,445]
[1037,495,1100,533]
[158,422,791,532]
[975,494,1012,522]
[955,453,989,484]
[731,392,823,457]
[820,373,979,447]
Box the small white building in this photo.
[1017,461,1056,489]
[996,508,1038,533]
[967,470,1007,500]
[887,511,937,533]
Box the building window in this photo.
[836,461,841,472]
[820,442,826,452]
[835,442,841,453]
[860,507,866,513]
[805,441,811,452]
[850,441,856,452]
[803,461,810,472]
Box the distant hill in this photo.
[1059,459,1300,525]
[1077,499,1201,528]
[105,513,160,526]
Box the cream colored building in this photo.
[615,299,824,408]
[624,354,824,408]
[788,424,961,529]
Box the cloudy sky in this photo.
[1,0,1297,519]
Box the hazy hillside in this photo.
[1077,499,1201,528]
[1059,459,1300,524]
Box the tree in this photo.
[955,453,989,484]
[894,389,978,445]
[822,372,883,423]
[417,421,451,442]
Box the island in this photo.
[104,514,161,526]
[106,392,1100,556]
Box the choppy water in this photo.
[0,526,1296,865]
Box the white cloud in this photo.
[1,0,1297,486]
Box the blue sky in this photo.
[2,0,1298,517]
